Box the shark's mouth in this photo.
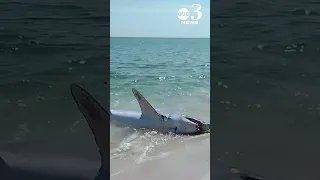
[185,116,210,134]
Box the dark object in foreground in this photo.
[0,84,109,180]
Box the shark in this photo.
[0,84,263,180]
[110,88,210,135]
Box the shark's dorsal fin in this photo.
[70,84,109,176]
[132,88,159,116]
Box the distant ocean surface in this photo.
[110,37,210,121]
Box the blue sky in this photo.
[110,0,210,38]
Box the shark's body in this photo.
[0,84,262,180]
[110,88,210,135]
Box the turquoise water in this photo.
[110,37,210,115]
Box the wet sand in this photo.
[111,134,210,180]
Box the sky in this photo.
[110,0,210,38]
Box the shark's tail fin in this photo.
[70,84,109,176]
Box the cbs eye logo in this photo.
[177,4,203,24]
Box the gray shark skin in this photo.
[0,84,109,180]
[110,88,210,135]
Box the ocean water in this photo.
[110,37,210,179]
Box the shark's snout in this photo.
[185,116,210,134]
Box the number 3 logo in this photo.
[191,4,202,21]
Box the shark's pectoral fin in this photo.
[132,88,159,117]
[70,84,109,173]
